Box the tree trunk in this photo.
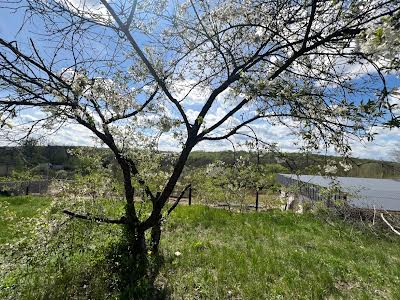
[150,216,162,253]
[135,228,146,253]
[124,221,147,256]
[117,135,198,255]
[140,136,197,231]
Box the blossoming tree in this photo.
[0,0,399,254]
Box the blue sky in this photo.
[0,2,399,161]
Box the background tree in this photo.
[392,146,400,162]
[0,0,399,254]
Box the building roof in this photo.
[278,174,400,211]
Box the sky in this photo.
[0,1,399,162]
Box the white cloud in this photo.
[170,80,211,105]
[350,127,400,160]
[3,101,400,161]
[57,0,111,23]
[47,123,97,146]
[0,108,97,147]
[388,94,400,115]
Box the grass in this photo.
[0,195,49,243]
[1,195,400,299]
[161,206,400,299]
[193,191,282,211]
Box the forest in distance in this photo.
[0,144,399,180]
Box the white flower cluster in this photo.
[339,161,352,172]
[322,159,352,175]
[360,19,400,61]
[324,164,338,175]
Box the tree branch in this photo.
[167,184,191,215]
[0,38,70,89]
[198,98,250,138]
[201,114,264,141]
[63,209,126,224]
[302,0,318,50]
[99,0,191,131]
[125,0,138,28]
[105,87,158,124]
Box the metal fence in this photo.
[169,184,193,205]
[0,180,51,195]
[276,174,347,202]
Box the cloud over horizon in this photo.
[2,107,398,162]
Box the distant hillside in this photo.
[0,146,399,179]
[187,151,400,179]
[0,145,80,177]
[0,145,78,168]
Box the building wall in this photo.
[0,164,14,177]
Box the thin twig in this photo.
[381,213,400,236]
[373,205,376,226]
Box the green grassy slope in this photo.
[1,196,399,299]
[161,206,400,299]
[0,195,49,243]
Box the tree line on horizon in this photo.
[0,144,399,179]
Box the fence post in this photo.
[255,190,259,211]
[188,184,192,206]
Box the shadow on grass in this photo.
[105,240,171,300]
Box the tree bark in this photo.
[124,221,147,255]
[135,228,147,253]
[116,157,148,255]
[150,217,162,253]
[140,135,197,231]
[116,135,198,254]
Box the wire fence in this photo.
[276,174,348,202]
[125,185,276,211]
[0,177,308,212]
[0,180,51,195]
